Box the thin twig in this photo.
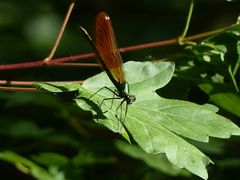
[228,65,239,92]
[0,26,231,92]
[0,53,96,71]
[44,1,75,63]
[48,62,100,67]
[119,39,177,53]
[0,26,229,71]
[179,0,195,42]
[69,119,89,137]
[0,86,39,92]
[0,80,33,86]
[0,80,84,86]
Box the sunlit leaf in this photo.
[116,141,191,177]
[36,60,240,179]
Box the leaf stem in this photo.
[181,0,194,39]
[228,65,239,92]
[232,41,240,76]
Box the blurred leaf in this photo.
[31,153,69,168]
[1,2,240,180]
[46,134,81,148]
[47,167,65,180]
[188,138,225,155]
[0,151,65,180]
[187,42,227,64]
[217,158,240,168]
[177,24,240,118]
[196,24,239,64]
[72,151,116,166]
[8,121,53,138]
[116,141,191,177]
[222,24,240,37]
[199,83,240,117]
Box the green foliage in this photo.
[36,60,240,179]
[0,151,116,180]
[0,2,240,180]
[179,25,240,118]
[0,151,65,180]
[116,141,191,177]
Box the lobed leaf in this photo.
[36,60,240,179]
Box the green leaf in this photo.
[82,61,175,101]
[120,97,213,179]
[188,139,225,155]
[75,61,175,135]
[217,158,240,168]
[8,121,53,138]
[36,60,240,179]
[135,96,240,142]
[35,82,81,93]
[72,151,116,166]
[187,24,240,65]
[0,151,65,180]
[116,141,191,177]
[31,153,69,167]
[225,24,240,36]
[199,83,240,117]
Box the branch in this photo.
[0,26,229,71]
[44,1,75,63]
[0,80,83,86]
[0,80,84,92]
[0,86,39,92]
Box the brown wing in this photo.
[94,11,126,84]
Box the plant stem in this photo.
[0,86,39,92]
[0,26,229,71]
[228,65,239,92]
[0,80,84,86]
[44,1,75,63]
[182,0,194,38]
[48,62,100,67]
[178,0,195,45]
[0,80,84,92]
[232,41,240,76]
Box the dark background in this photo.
[0,0,240,179]
[0,0,239,81]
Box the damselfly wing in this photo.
[80,12,135,119]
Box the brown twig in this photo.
[0,26,229,72]
[0,80,84,86]
[0,80,34,86]
[0,80,84,92]
[0,86,39,92]
[69,119,89,137]
[0,26,230,92]
[48,62,100,67]
[0,53,96,71]
[44,1,75,63]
